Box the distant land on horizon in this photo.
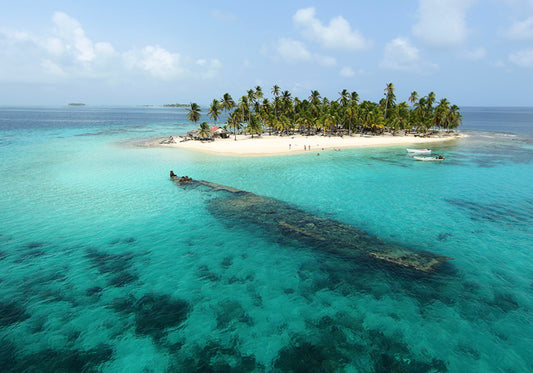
[162,103,189,108]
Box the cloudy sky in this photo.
[1,0,532,106]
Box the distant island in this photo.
[163,103,189,108]
[68,103,85,106]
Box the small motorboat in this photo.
[413,155,445,161]
[407,148,432,154]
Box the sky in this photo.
[0,0,532,106]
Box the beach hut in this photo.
[211,126,229,138]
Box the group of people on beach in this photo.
[289,144,312,151]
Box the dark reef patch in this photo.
[490,292,519,313]
[437,232,453,241]
[25,241,45,249]
[0,301,31,327]
[86,248,139,288]
[177,340,261,372]
[221,255,233,269]
[108,272,139,287]
[0,250,7,261]
[272,312,449,372]
[14,242,47,263]
[111,293,191,341]
[86,286,103,297]
[446,198,533,225]
[86,248,134,275]
[197,264,221,282]
[216,300,252,330]
[275,340,343,372]
[3,343,113,372]
[0,339,18,372]
[110,237,136,245]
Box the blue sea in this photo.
[0,106,532,372]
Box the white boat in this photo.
[413,156,445,162]
[406,148,431,154]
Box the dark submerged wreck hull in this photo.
[171,174,452,273]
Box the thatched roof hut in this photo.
[187,129,199,139]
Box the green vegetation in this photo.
[198,122,210,139]
[185,102,201,125]
[185,83,462,138]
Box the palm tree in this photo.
[383,82,395,119]
[271,85,280,119]
[345,104,357,136]
[338,89,350,107]
[427,92,436,109]
[247,114,262,138]
[247,89,256,109]
[281,90,293,123]
[435,98,450,130]
[397,101,411,133]
[198,121,211,139]
[408,91,419,106]
[186,102,201,125]
[221,93,236,138]
[448,105,462,131]
[238,96,250,139]
[208,99,221,124]
[227,110,242,137]
[255,86,264,102]
[351,91,360,104]
[309,90,321,105]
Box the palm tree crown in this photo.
[208,99,221,124]
[186,103,201,124]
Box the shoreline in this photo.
[149,132,465,157]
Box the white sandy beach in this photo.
[155,132,464,156]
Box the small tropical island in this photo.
[162,103,190,108]
[157,83,464,156]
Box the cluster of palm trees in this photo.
[185,83,462,139]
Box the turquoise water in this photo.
[0,107,532,372]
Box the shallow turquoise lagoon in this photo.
[0,107,532,372]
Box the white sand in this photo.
[156,133,464,156]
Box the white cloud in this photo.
[0,11,222,85]
[413,0,474,48]
[197,58,222,79]
[293,7,369,50]
[509,48,533,66]
[340,66,355,77]
[381,37,421,70]
[461,46,487,60]
[276,38,311,63]
[139,45,184,79]
[315,55,337,67]
[504,16,533,41]
[52,11,95,62]
[380,37,439,74]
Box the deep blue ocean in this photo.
[0,106,532,372]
